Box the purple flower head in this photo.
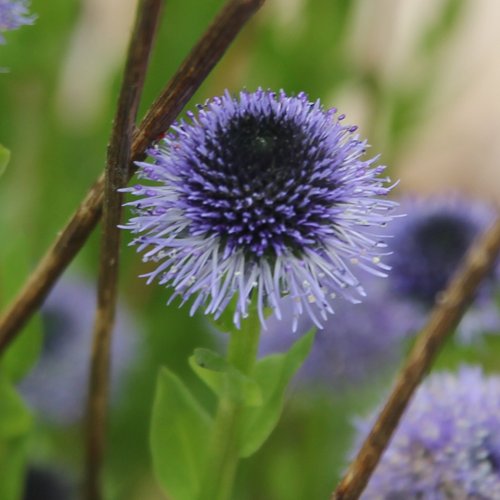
[353,367,500,499]
[0,0,34,43]
[259,284,410,391]
[18,275,138,425]
[385,195,500,341]
[123,89,397,329]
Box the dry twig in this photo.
[83,1,163,499]
[331,216,500,500]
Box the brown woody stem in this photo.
[83,1,163,499]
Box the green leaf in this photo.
[0,375,32,437]
[0,144,10,177]
[0,376,32,500]
[192,347,228,372]
[150,367,212,500]
[0,209,42,382]
[1,325,42,382]
[189,348,262,406]
[0,437,27,500]
[238,329,315,458]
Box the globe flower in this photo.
[123,89,397,329]
[18,275,138,425]
[353,367,500,499]
[0,0,34,43]
[385,195,500,341]
[259,284,410,391]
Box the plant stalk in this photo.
[198,312,261,500]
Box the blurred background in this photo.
[1,0,500,498]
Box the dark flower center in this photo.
[183,112,338,259]
[391,214,477,305]
[415,216,470,263]
[222,113,308,185]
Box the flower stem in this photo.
[84,2,162,499]
[198,312,261,500]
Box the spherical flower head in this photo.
[123,89,397,329]
[0,0,35,43]
[259,281,410,392]
[18,275,139,425]
[352,367,500,499]
[385,194,500,341]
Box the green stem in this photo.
[198,311,261,500]
[227,311,261,373]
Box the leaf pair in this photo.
[150,330,314,500]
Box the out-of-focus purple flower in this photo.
[0,0,34,43]
[385,195,500,341]
[353,367,500,499]
[18,275,138,425]
[122,89,397,329]
[259,286,410,391]
[24,465,74,500]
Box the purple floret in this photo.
[122,89,398,329]
[0,0,34,43]
[352,367,500,499]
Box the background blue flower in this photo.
[384,195,500,341]
[353,366,500,499]
[18,275,139,425]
